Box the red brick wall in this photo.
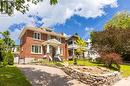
[20,30,68,60]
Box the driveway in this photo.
[113,77,130,86]
[17,64,87,86]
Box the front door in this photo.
[49,46,56,58]
[52,46,56,58]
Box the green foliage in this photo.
[0,66,31,86]
[1,50,8,66]
[91,29,130,56]
[73,57,77,65]
[104,11,130,30]
[1,50,14,66]
[7,51,14,65]
[0,0,58,15]
[75,37,87,57]
[50,0,58,5]
[0,39,4,44]
[0,39,4,61]
[0,31,15,49]
[0,31,15,66]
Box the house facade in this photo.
[19,27,68,63]
[67,33,79,59]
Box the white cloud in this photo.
[30,0,118,26]
[85,27,95,32]
[83,27,97,40]
[0,0,118,43]
[63,33,71,38]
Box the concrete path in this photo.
[17,64,88,86]
[113,77,130,86]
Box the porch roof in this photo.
[42,39,61,47]
[68,44,79,49]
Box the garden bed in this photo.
[62,66,121,86]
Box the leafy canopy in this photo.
[75,37,87,56]
[0,31,15,51]
[91,28,130,56]
[0,0,58,16]
[104,11,130,30]
[0,31,15,65]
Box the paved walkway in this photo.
[17,64,87,86]
[113,77,130,86]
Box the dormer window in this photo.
[33,32,41,40]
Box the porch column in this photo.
[72,48,75,56]
[57,46,60,55]
[46,44,50,54]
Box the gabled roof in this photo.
[43,39,61,47]
[67,33,79,40]
[19,27,66,39]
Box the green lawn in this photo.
[120,64,130,77]
[0,66,31,86]
[68,60,100,66]
[68,60,130,77]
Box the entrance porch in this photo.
[43,39,62,61]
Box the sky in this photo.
[0,0,130,44]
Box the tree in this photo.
[91,28,130,60]
[0,39,4,61]
[0,0,58,15]
[100,52,122,71]
[75,37,87,58]
[104,11,130,30]
[0,31,15,51]
[0,31,15,66]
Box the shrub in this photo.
[1,50,8,66]
[3,51,14,65]
[7,51,14,65]
[73,57,77,65]
[0,62,4,67]
[55,62,64,67]
[100,52,122,70]
[95,57,103,64]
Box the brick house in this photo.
[19,27,68,63]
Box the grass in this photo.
[0,66,31,86]
[68,59,130,77]
[120,64,130,77]
[68,59,101,66]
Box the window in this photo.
[68,40,73,45]
[33,32,41,40]
[47,35,51,40]
[57,37,61,42]
[31,45,42,54]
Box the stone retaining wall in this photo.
[62,66,121,86]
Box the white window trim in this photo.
[31,45,42,54]
[33,32,41,40]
